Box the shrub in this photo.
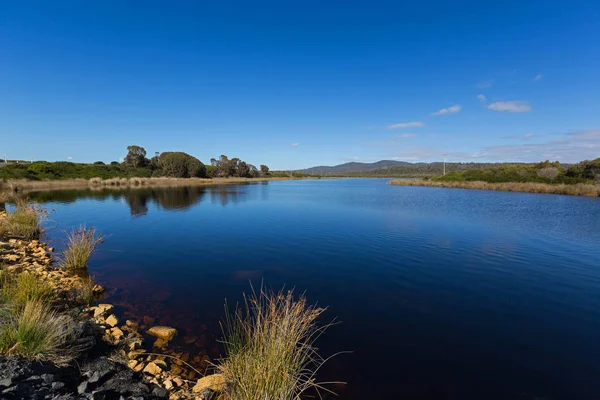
[217,288,336,400]
[537,167,560,180]
[1,272,53,310]
[0,301,75,365]
[27,162,53,175]
[59,225,104,270]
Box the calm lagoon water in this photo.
[30,179,600,399]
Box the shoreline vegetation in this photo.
[389,179,600,197]
[0,197,338,399]
[389,159,600,197]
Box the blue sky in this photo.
[1,1,599,169]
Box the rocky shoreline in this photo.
[0,213,226,400]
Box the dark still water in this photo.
[30,179,600,400]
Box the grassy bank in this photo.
[389,179,600,197]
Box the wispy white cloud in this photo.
[477,94,487,104]
[487,100,532,113]
[386,129,599,163]
[478,130,600,161]
[291,142,300,147]
[477,80,494,89]
[387,121,424,129]
[523,133,534,140]
[430,104,461,117]
[534,74,543,81]
[396,133,417,138]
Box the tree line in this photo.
[123,145,271,178]
[0,145,271,181]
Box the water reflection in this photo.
[28,183,261,216]
[209,186,247,207]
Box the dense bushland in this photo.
[0,145,271,181]
[433,159,600,184]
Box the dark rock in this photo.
[50,395,76,400]
[82,357,115,383]
[2,385,19,394]
[0,377,13,387]
[41,373,55,384]
[52,381,66,390]
[152,386,168,398]
[88,371,101,384]
[77,381,89,394]
[91,390,107,400]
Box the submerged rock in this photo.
[147,326,177,341]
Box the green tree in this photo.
[237,161,251,178]
[158,152,206,178]
[260,165,270,176]
[124,145,147,168]
[150,152,161,170]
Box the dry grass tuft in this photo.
[0,200,48,239]
[0,301,76,365]
[89,177,102,186]
[217,287,339,400]
[1,272,54,310]
[59,225,104,270]
[73,277,97,305]
[389,179,600,197]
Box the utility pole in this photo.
[3,153,6,163]
[31,154,34,163]
[442,153,447,176]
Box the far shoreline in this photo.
[389,179,600,198]
[2,176,317,193]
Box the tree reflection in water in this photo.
[27,183,264,216]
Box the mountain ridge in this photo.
[297,160,415,175]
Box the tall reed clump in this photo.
[217,288,337,400]
[0,200,48,240]
[59,225,104,270]
[0,300,75,365]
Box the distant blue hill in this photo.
[297,160,415,175]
